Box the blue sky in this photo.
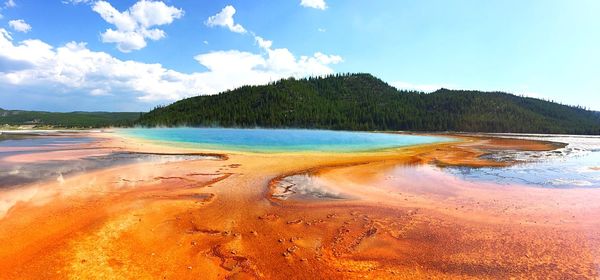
[0,0,598,111]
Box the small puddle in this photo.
[272,174,349,201]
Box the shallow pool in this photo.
[119,128,451,152]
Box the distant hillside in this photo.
[0,109,141,128]
[137,73,600,134]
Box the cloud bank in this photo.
[0,2,342,111]
[0,28,342,110]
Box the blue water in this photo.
[119,128,450,152]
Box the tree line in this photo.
[136,73,600,135]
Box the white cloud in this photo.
[255,36,272,49]
[129,0,183,27]
[313,52,342,64]
[0,28,342,107]
[4,0,15,8]
[192,48,341,97]
[8,19,31,33]
[317,28,326,32]
[205,5,246,33]
[91,0,183,52]
[300,0,327,10]
[93,1,137,31]
[99,29,147,51]
[0,0,16,19]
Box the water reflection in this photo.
[272,174,349,201]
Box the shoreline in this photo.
[1,130,598,279]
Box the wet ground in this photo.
[0,134,222,188]
[1,131,600,279]
[445,134,600,188]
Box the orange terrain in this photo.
[0,133,599,279]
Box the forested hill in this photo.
[137,73,600,135]
[0,109,141,128]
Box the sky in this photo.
[0,0,598,112]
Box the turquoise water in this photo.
[119,128,450,152]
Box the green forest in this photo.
[137,73,600,135]
[0,109,140,128]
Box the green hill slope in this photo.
[137,73,600,134]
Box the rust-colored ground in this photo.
[0,134,599,279]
